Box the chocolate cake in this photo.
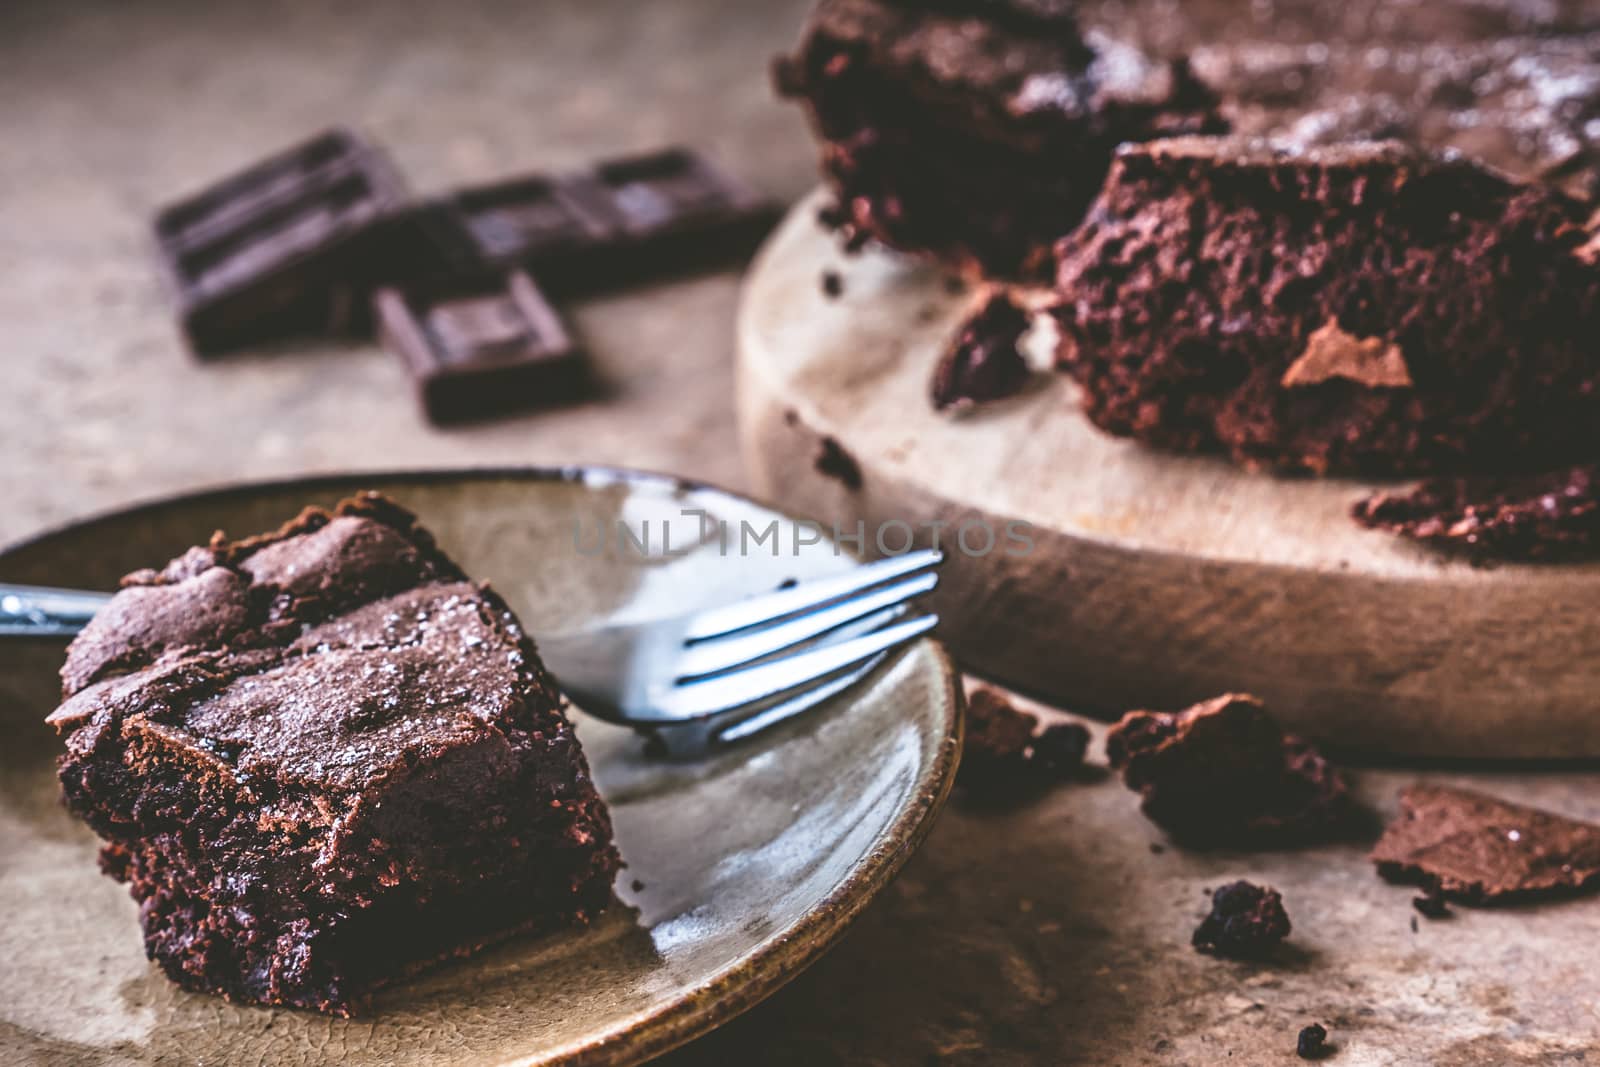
[1106,693,1348,847]
[1053,137,1600,475]
[774,0,1223,280]
[1353,462,1600,561]
[1189,33,1600,202]
[47,493,620,1014]
[1371,784,1600,904]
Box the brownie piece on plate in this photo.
[1053,137,1600,475]
[774,0,1223,280]
[48,493,620,1014]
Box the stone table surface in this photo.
[4,2,1600,1065]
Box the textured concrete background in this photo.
[5,2,1600,1064]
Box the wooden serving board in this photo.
[737,191,1600,759]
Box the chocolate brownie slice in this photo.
[1353,462,1600,561]
[48,493,620,1014]
[1191,34,1600,203]
[1053,137,1600,475]
[1371,784,1600,904]
[774,0,1223,280]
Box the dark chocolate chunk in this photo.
[452,172,617,283]
[1371,784,1600,904]
[1053,137,1600,476]
[1296,1023,1330,1059]
[153,129,412,356]
[451,148,778,293]
[47,493,620,1014]
[1192,880,1291,959]
[930,287,1033,412]
[814,436,863,489]
[821,270,844,298]
[375,271,586,425]
[1353,462,1600,562]
[1106,693,1349,847]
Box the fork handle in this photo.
[0,583,112,637]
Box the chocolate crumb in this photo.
[931,287,1034,412]
[1296,1023,1330,1059]
[631,879,646,893]
[814,436,863,490]
[1412,893,1452,919]
[959,687,1090,793]
[1107,693,1350,847]
[961,688,1038,787]
[1033,723,1091,778]
[1410,914,1419,934]
[1149,843,1166,855]
[1353,462,1599,562]
[1371,784,1600,903]
[1192,880,1291,959]
[821,270,844,298]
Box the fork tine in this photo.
[658,614,939,720]
[712,650,890,746]
[682,550,943,642]
[674,571,938,679]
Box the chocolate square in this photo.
[154,129,412,356]
[578,147,779,272]
[452,175,617,283]
[448,148,777,292]
[375,271,586,424]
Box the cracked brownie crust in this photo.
[1052,137,1600,475]
[48,493,620,1014]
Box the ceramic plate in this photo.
[0,469,962,1066]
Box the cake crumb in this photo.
[814,436,863,489]
[1296,1022,1330,1059]
[1191,880,1291,959]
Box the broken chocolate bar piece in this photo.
[375,271,585,425]
[1107,693,1349,847]
[1353,462,1600,562]
[154,129,412,356]
[451,148,778,292]
[1371,784,1600,904]
[1192,880,1291,959]
[930,287,1034,412]
[452,174,617,284]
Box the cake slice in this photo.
[47,493,620,1015]
[1052,137,1600,475]
[774,0,1223,280]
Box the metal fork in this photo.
[0,550,942,755]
